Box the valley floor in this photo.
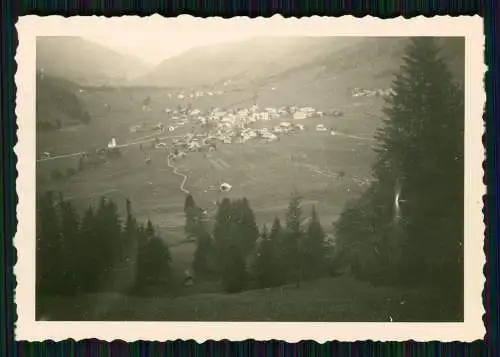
[37,276,462,322]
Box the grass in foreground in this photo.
[37,275,462,322]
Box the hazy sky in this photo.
[86,31,254,65]
[84,15,303,65]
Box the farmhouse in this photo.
[188,141,202,152]
[129,125,141,133]
[155,142,168,149]
[293,112,307,120]
[107,138,117,148]
[220,182,232,192]
[153,123,165,132]
[262,132,278,142]
[300,107,316,113]
[280,122,292,129]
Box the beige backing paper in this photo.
[14,15,485,342]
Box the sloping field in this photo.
[37,276,462,322]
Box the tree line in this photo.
[36,192,171,296]
[185,192,333,293]
[36,72,91,132]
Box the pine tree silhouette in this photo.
[335,38,464,289]
[304,205,326,279]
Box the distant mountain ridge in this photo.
[132,37,464,108]
[36,36,152,86]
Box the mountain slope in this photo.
[36,36,152,86]
[134,37,369,88]
[36,72,91,131]
[134,37,463,109]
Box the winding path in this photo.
[166,153,190,194]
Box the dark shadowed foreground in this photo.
[37,276,461,322]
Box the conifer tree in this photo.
[193,226,214,279]
[268,216,286,285]
[379,37,464,286]
[93,196,123,288]
[58,195,80,293]
[220,241,247,293]
[336,38,464,288]
[284,192,304,286]
[254,224,278,288]
[213,198,233,265]
[184,193,204,239]
[304,205,326,279]
[77,204,99,292]
[228,198,259,260]
[36,191,63,294]
[136,220,172,289]
[212,198,251,290]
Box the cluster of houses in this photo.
[167,90,225,101]
[351,87,396,98]
[129,121,165,134]
[148,104,343,163]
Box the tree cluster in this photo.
[334,38,464,292]
[36,192,172,296]
[36,72,91,132]
[185,192,330,293]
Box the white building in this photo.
[316,124,327,132]
[280,122,292,128]
[293,112,307,120]
[107,138,117,148]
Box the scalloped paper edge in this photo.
[13,14,486,343]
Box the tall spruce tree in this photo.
[77,204,100,292]
[220,241,247,293]
[136,220,172,289]
[336,38,464,288]
[212,198,251,291]
[93,196,123,289]
[184,194,203,239]
[268,216,286,285]
[36,191,63,295]
[58,196,80,293]
[254,224,279,288]
[380,38,464,287]
[213,198,233,273]
[304,205,326,279]
[230,198,259,259]
[192,226,214,279]
[284,192,304,286]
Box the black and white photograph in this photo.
[15,16,484,342]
